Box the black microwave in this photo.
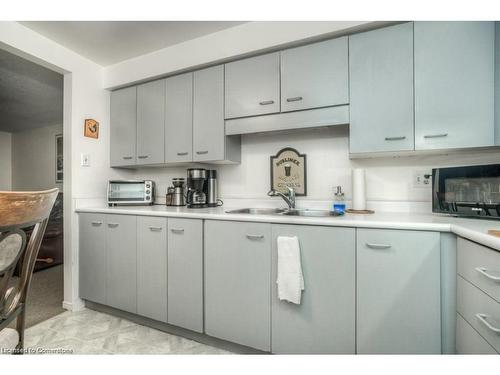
[432,164,500,219]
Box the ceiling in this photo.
[20,21,247,66]
[0,48,63,133]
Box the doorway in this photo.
[0,47,65,327]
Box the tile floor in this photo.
[25,308,232,354]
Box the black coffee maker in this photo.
[186,168,208,208]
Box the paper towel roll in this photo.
[352,169,366,211]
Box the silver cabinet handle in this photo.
[246,234,264,240]
[91,221,103,226]
[149,226,163,232]
[286,96,303,102]
[259,100,275,105]
[137,155,149,159]
[366,243,392,249]
[122,156,133,160]
[107,223,119,228]
[196,151,208,155]
[171,228,184,233]
[475,267,500,282]
[385,136,406,141]
[476,313,500,333]
[177,152,189,156]
[424,133,448,139]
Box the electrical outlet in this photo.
[413,170,431,188]
[81,153,91,167]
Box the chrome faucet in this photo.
[268,186,296,209]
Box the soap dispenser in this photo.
[333,186,346,214]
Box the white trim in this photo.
[62,299,85,312]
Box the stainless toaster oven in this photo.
[432,164,500,219]
[107,180,154,206]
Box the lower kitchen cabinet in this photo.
[79,213,106,305]
[105,214,137,314]
[204,220,271,351]
[356,228,441,354]
[137,216,167,322]
[167,218,203,332]
[271,225,356,354]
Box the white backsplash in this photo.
[109,126,500,213]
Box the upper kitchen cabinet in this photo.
[136,79,166,164]
[165,73,193,163]
[414,21,495,150]
[280,37,349,112]
[110,86,137,167]
[225,53,280,119]
[193,65,240,163]
[349,23,414,154]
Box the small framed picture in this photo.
[55,134,63,183]
[84,118,99,139]
[270,147,307,196]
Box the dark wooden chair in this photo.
[0,189,58,354]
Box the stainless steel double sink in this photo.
[225,208,343,217]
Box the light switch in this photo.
[81,153,91,167]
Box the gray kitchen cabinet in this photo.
[79,213,106,304]
[224,52,280,119]
[357,228,441,354]
[136,79,165,164]
[105,214,137,314]
[167,218,203,332]
[280,37,349,112]
[137,216,167,322]
[414,21,495,150]
[165,73,193,163]
[193,65,240,163]
[110,86,137,167]
[349,22,415,153]
[204,220,271,351]
[456,313,497,354]
[271,225,355,354]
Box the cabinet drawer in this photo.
[457,313,497,354]
[457,275,500,353]
[458,238,500,303]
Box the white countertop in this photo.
[75,205,500,251]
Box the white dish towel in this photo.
[277,236,304,305]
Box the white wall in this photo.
[0,131,12,190]
[122,127,500,213]
[11,124,63,191]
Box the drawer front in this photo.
[458,238,500,303]
[457,275,500,353]
[456,313,497,354]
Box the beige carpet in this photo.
[8,265,65,329]
[26,265,65,328]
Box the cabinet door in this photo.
[205,220,271,351]
[137,216,167,322]
[105,214,137,314]
[415,21,494,150]
[137,79,165,164]
[165,73,193,163]
[225,53,280,119]
[167,218,203,332]
[271,225,355,354]
[193,66,225,162]
[357,229,441,354]
[280,37,349,112]
[349,23,414,153]
[79,213,106,304]
[110,86,137,166]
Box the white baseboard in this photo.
[62,299,85,312]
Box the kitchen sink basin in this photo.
[225,208,343,217]
[225,208,287,215]
[280,209,344,217]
